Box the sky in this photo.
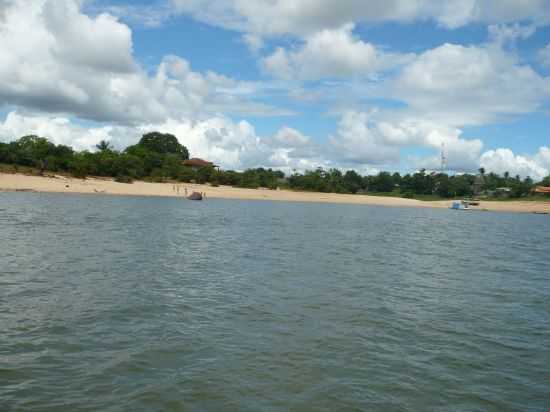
[1,0,550,179]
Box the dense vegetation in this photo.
[287,168,543,198]
[1,133,548,199]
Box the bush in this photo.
[114,175,133,184]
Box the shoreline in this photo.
[1,173,549,214]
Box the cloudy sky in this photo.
[1,0,550,179]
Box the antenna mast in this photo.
[440,142,447,174]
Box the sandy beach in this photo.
[1,172,549,214]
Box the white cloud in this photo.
[134,120,324,171]
[241,33,264,53]
[329,111,400,165]
[536,146,550,170]
[378,118,483,171]
[392,43,550,125]
[487,23,536,47]
[170,0,550,37]
[328,110,483,170]
[0,0,287,124]
[273,127,311,147]
[0,111,323,172]
[3,110,549,179]
[43,1,135,73]
[480,148,549,180]
[90,3,174,28]
[261,24,411,80]
[0,111,127,151]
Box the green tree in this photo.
[343,170,363,193]
[95,140,114,152]
[137,132,189,159]
[371,172,395,192]
[13,135,57,170]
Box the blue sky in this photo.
[1,0,550,179]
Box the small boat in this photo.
[450,200,471,210]
[187,191,203,201]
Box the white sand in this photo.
[1,173,549,214]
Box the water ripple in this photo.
[1,193,549,411]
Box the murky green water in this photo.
[1,193,549,411]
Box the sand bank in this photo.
[1,173,549,214]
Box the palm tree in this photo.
[95,140,112,152]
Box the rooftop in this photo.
[183,158,217,168]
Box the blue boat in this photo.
[450,200,471,210]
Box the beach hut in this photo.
[533,186,550,195]
[182,158,219,171]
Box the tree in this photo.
[434,173,451,197]
[13,135,57,171]
[0,142,10,163]
[137,132,189,160]
[343,170,363,193]
[370,172,395,192]
[95,140,113,152]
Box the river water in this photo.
[1,192,549,411]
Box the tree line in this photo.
[287,168,545,198]
[1,133,548,198]
[0,133,285,188]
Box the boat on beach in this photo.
[450,200,472,210]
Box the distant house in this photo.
[183,158,219,171]
[533,186,550,195]
[494,187,512,198]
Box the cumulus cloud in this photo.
[131,120,323,172]
[272,127,311,147]
[0,111,323,172]
[0,111,131,151]
[170,0,550,36]
[3,109,549,179]
[328,110,483,170]
[261,24,400,80]
[480,148,549,181]
[43,1,135,73]
[0,0,287,124]
[329,111,401,165]
[391,43,550,125]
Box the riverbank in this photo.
[1,173,549,214]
